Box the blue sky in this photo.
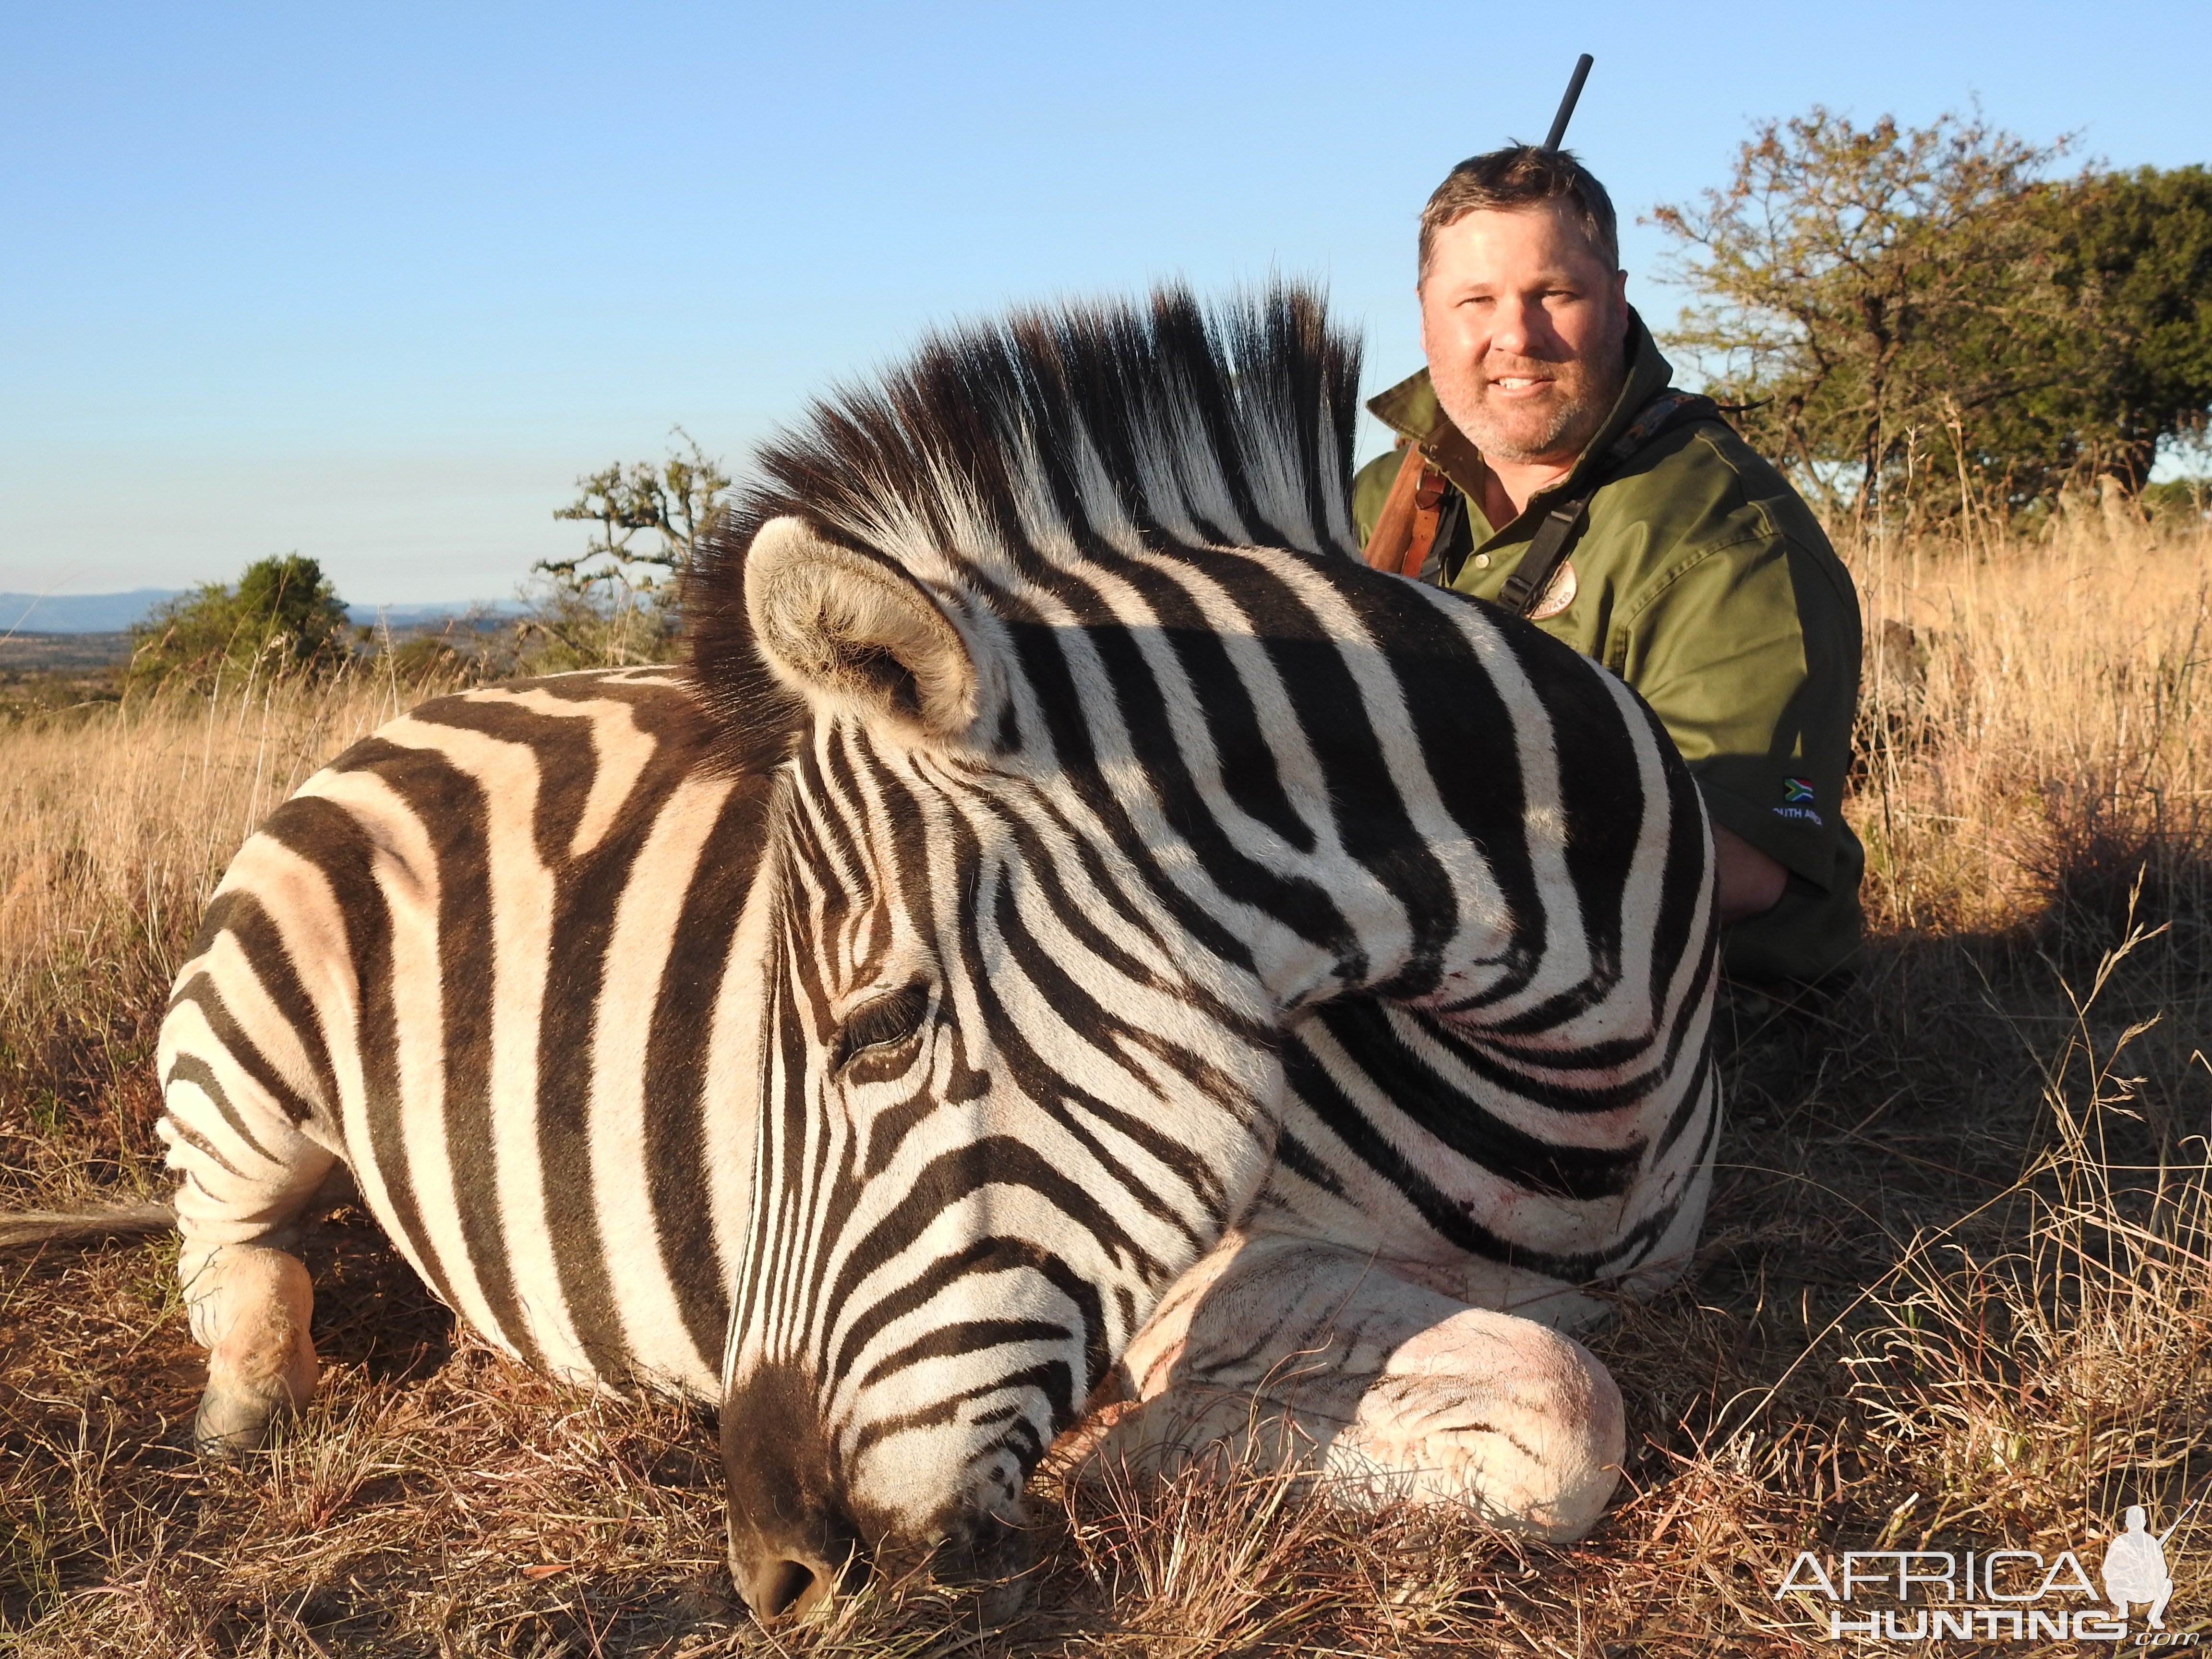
[5,1,2208,606]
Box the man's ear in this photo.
[744,516,981,745]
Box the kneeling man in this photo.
[1357,146,1863,987]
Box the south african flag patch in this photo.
[1782,778,1816,804]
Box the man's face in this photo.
[1419,200,1631,467]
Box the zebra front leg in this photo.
[180,1240,319,1456]
[1069,1232,1624,1540]
[159,1019,339,1456]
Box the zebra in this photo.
[134,284,1718,1620]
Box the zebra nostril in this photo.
[737,1553,835,1621]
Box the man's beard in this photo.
[1438,352,1625,466]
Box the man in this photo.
[2102,1506,2175,1630]
[1355,146,1863,987]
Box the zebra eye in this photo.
[832,982,930,1072]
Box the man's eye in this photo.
[832,982,930,1070]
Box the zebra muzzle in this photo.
[730,1534,852,1622]
[721,1361,1040,1623]
[727,1506,1036,1623]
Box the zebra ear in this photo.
[744,516,982,745]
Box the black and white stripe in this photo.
[158,673,769,1398]
[156,285,1716,1611]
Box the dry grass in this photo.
[4,511,2212,1654]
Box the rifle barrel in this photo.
[1544,54,1595,151]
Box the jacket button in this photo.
[1474,553,1491,568]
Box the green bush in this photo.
[129,555,351,690]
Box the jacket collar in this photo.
[1365,309,1676,516]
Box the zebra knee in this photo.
[1340,1308,1624,1541]
[184,1244,318,1458]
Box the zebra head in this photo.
[683,287,1684,1617]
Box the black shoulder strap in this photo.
[1495,493,1590,615]
[1494,390,1720,618]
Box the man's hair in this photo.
[1417,146,1620,282]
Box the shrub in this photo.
[127,555,351,690]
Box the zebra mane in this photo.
[683,285,1363,765]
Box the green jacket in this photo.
[1354,315,1864,985]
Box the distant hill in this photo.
[0,591,525,636]
[347,601,527,631]
[0,589,182,634]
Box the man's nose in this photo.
[1491,294,1536,357]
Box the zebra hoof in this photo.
[974,1565,1037,1625]
[192,1385,283,1459]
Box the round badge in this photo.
[1528,559,1577,620]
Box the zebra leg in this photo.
[1070,1232,1624,1540]
[181,1240,320,1456]
[159,1043,338,1457]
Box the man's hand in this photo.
[1714,825,1787,926]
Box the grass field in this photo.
[3,512,2210,1655]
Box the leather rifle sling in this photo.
[1362,445,1433,575]
[1405,463,1450,579]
